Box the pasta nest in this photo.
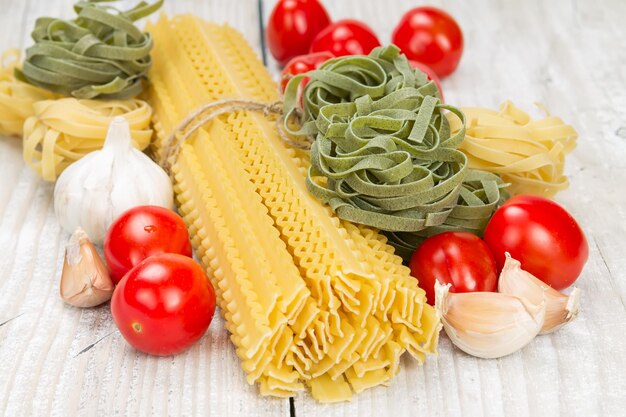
[0,49,56,137]
[449,101,577,198]
[23,97,153,181]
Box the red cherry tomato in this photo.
[408,60,444,102]
[392,7,463,78]
[280,51,334,92]
[409,232,498,305]
[266,0,331,66]
[309,19,381,57]
[111,253,216,356]
[483,195,588,290]
[104,205,192,284]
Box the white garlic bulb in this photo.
[54,116,173,244]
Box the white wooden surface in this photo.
[1,0,625,416]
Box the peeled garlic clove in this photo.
[60,228,114,308]
[498,253,580,334]
[435,281,546,359]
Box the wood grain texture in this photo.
[262,0,626,416]
[1,0,626,416]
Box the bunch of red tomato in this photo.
[268,0,464,99]
[410,195,589,305]
[104,206,217,356]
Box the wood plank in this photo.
[261,0,626,415]
[0,1,288,416]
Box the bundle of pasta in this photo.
[449,102,577,197]
[147,15,439,402]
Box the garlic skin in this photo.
[60,228,114,308]
[498,253,580,334]
[54,116,173,244]
[435,281,546,359]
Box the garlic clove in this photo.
[498,253,580,334]
[60,228,114,308]
[435,281,546,359]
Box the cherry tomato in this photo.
[409,232,498,305]
[392,7,463,78]
[409,60,444,102]
[309,19,381,57]
[111,253,216,356]
[483,195,588,290]
[266,0,331,66]
[104,205,192,284]
[280,51,334,92]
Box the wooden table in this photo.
[1,0,625,415]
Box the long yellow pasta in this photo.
[147,15,440,402]
[23,98,153,181]
[0,49,55,137]
[448,101,577,197]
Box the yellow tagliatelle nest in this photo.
[0,49,56,136]
[23,98,153,181]
[448,101,577,197]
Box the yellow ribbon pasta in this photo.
[0,49,56,136]
[23,98,153,181]
[448,101,577,197]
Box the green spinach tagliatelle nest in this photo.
[16,0,163,99]
[283,45,508,259]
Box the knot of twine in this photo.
[159,98,312,175]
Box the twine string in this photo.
[159,98,312,175]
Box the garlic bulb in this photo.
[498,253,580,334]
[435,281,546,359]
[54,116,173,244]
[60,228,114,308]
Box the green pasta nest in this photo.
[16,0,163,99]
[283,45,509,259]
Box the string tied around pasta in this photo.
[158,98,313,175]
